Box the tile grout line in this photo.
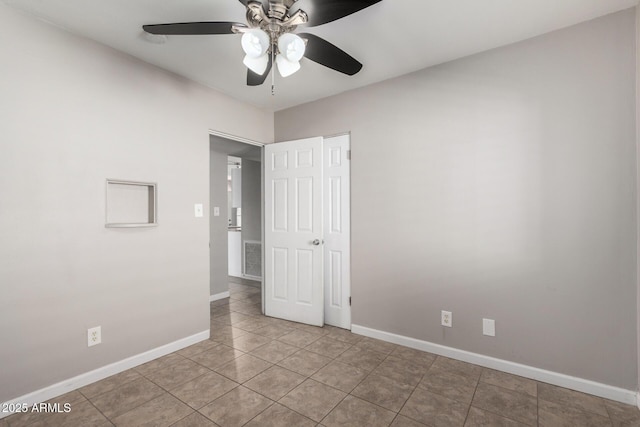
[237,400,276,426]
[194,383,252,425]
[602,396,615,424]
[384,354,437,426]
[90,398,118,427]
[537,381,540,427]
[467,370,536,427]
[328,349,401,420]
[462,371,482,425]
[83,373,175,425]
[317,392,349,425]
[393,372,426,426]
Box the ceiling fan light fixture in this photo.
[142,0,381,87]
[243,53,269,75]
[241,28,270,58]
[278,33,305,62]
[275,54,301,78]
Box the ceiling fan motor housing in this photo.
[245,0,307,54]
[267,0,288,20]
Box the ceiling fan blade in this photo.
[296,0,382,27]
[142,22,246,35]
[298,33,362,76]
[247,55,273,86]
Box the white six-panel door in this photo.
[323,135,351,329]
[264,137,324,326]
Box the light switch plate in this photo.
[483,318,496,336]
[213,207,220,217]
[194,204,204,218]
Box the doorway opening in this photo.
[209,132,263,303]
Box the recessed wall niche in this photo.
[105,179,157,228]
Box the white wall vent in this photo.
[243,240,262,279]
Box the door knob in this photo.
[312,239,321,246]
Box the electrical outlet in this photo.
[441,310,452,327]
[483,318,496,336]
[88,326,101,347]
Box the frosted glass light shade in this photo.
[276,54,300,77]
[278,33,305,62]
[243,54,269,75]
[241,29,270,58]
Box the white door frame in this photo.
[209,130,265,148]
[208,129,265,301]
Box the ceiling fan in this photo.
[143,0,382,87]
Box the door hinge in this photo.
[349,296,351,306]
[346,150,351,160]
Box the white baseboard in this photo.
[0,330,209,420]
[638,391,640,410]
[210,291,230,302]
[351,324,637,406]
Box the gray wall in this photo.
[241,159,262,248]
[210,145,230,296]
[636,6,640,398]
[241,159,262,281]
[275,9,637,389]
[0,4,272,403]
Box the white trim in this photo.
[637,391,640,410]
[636,2,640,414]
[210,291,230,302]
[0,330,209,419]
[351,324,637,406]
[208,130,265,147]
[321,131,351,140]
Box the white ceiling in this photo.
[4,0,637,112]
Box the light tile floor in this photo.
[5,281,640,426]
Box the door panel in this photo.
[272,247,288,300]
[296,177,313,232]
[329,250,342,307]
[272,179,288,231]
[296,249,314,304]
[264,137,324,326]
[323,135,351,329]
[329,176,342,233]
